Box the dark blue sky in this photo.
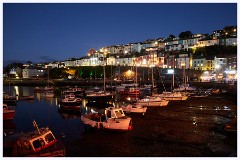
[3,3,237,64]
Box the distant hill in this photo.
[3,60,36,67]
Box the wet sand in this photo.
[66,92,237,157]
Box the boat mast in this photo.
[103,63,106,92]
[47,67,49,87]
[151,52,154,88]
[172,54,174,92]
[135,59,137,85]
[33,120,41,134]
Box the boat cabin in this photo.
[4,127,57,156]
[105,107,126,119]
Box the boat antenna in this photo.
[33,120,41,134]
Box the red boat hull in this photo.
[119,90,140,95]
[3,110,15,120]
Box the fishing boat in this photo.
[86,91,114,103]
[60,94,82,110]
[136,96,169,107]
[119,87,140,95]
[120,103,147,114]
[3,104,16,120]
[62,87,84,97]
[3,120,65,157]
[81,107,132,131]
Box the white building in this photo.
[47,62,59,69]
[65,59,76,67]
[132,43,142,53]
[81,58,91,66]
[117,57,134,66]
[214,56,227,71]
[165,44,182,51]
[176,54,190,69]
[107,57,116,66]
[197,39,219,47]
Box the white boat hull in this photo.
[121,104,147,113]
[81,115,131,131]
[136,100,169,107]
[154,92,189,101]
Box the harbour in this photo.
[3,85,237,157]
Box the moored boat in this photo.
[62,87,84,97]
[60,94,82,108]
[86,91,114,103]
[119,87,140,95]
[120,103,147,114]
[153,92,188,101]
[136,96,169,107]
[3,104,16,120]
[81,107,132,131]
[3,120,65,157]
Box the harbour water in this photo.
[3,86,237,157]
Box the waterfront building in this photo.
[214,56,228,81]
[47,62,59,69]
[107,57,116,66]
[22,68,45,79]
[89,57,99,66]
[227,54,237,70]
[80,58,91,66]
[214,56,228,71]
[75,59,82,67]
[65,58,76,67]
[176,54,190,69]
[116,57,134,66]
[166,55,177,69]
[192,57,207,71]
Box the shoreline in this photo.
[3,79,237,95]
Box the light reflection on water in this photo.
[3,86,123,136]
[3,86,237,156]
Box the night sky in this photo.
[3,3,237,65]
